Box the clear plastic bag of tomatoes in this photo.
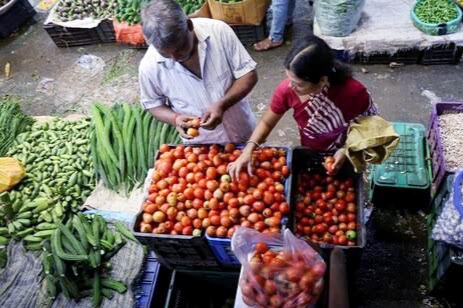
[232,227,326,308]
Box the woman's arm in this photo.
[227,109,284,180]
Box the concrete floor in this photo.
[1,0,463,307]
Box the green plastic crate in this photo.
[370,122,432,207]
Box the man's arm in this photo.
[201,70,258,129]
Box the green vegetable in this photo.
[0,98,34,156]
[414,0,459,24]
[91,103,179,194]
[346,230,357,241]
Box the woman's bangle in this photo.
[246,140,260,148]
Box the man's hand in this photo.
[201,103,224,130]
[175,114,197,139]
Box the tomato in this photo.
[254,221,266,232]
[323,233,333,243]
[323,212,333,224]
[345,192,355,203]
[142,213,153,224]
[338,223,347,232]
[279,202,289,214]
[335,200,347,212]
[313,224,327,234]
[247,213,259,224]
[314,215,323,224]
[263,191,275,205]
[143,203,158,215]
[216,226,228,238]
[316,199,327,210]
[205,167,217,180]
[252,189,263,200]
[243,195,255,206]
[328,225,338,234]
[347,222,356,230]
[193,188,205,199]
[252,201,265,213]
[264,217,280,227]
[337,235,347,245]
[206,226,217,237]
[210,215,221,226]
[347,202,356,213]
[181,216,192,227]
[338,214,347,223]
[159,144,171,153]
[220,216,232,228]
[219,182,230,192]
[281,165,290,178]
[347,213,356,222]
[216,164,228,175]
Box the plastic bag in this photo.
[432,170,463,249]
[0,157,25,193]
[232,228,326,308]
[315,0,365,37]
[113,20,147,47]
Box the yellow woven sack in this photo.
[0,157,26,193]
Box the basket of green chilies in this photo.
[411,0,462,35]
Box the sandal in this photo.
[253,37,283,52]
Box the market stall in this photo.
[316,0,463,64]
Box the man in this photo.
[139,0,258,144]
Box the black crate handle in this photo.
[437,23,448,35]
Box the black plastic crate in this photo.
[44,19,115,48]
[353,48,422,65]
[287,147,366,274]
[421,44,463,65]
[0,0,36,39]
[134,251,171,308]
[231,23,266,46]
[133,218,219,270]
[288,147,366,248]
[164,270,239,308]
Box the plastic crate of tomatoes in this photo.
[133,144,234,270]
[206,145,292,268]
[288,147,366,251]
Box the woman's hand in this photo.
[227,149,253,181]
[332,149,347,174]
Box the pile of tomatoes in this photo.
[240,242,325,308]
[139,144,290,238]
[294,169,358,246]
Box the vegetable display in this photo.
[41,214,133,306]
[294,156,358,246]
[90,103,179,195]
[54,0,118,21]
[176,0,204,14]
[0,100,34,157]
[240,241,325,307]
[414,0,459,23]
[1,118,94,252]
[115,0,148,25]
[116,0,204,25]
[438,111,463,172]
[138,144,290,237]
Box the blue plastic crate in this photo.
[134,251,170,308]
[206,146,293,267]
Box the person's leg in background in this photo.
[254,0,296,52]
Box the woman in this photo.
[228,36,378,179]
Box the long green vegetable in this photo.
[91,103,179,194]
[0,99,34,156]
[414,0,459,24]
[42,214,128,307]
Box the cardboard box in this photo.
[207,0,270,26]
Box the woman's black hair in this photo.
[284,35,352,85]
